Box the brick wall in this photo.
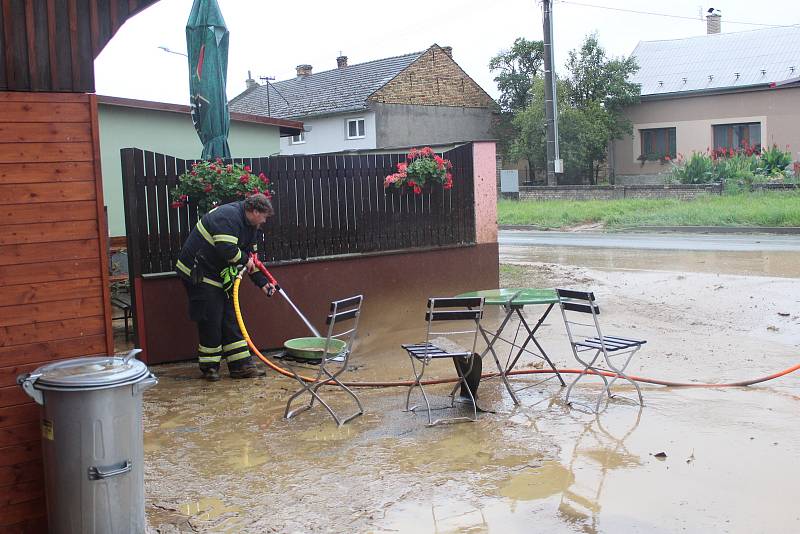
[518,184,723,201]
[369,45,494,108]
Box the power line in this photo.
[554,0,800,28]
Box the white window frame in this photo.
[290,131,306,145]
[346,118,365,140]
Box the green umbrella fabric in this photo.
[186,0,231,160]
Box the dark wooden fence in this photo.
[121,143,475,276]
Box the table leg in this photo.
[512,304,566,386]
[478,308,521,405]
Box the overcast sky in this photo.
[94,0,798,106]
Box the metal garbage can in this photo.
[18,349,157,534]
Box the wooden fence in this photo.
[121,143,476,276]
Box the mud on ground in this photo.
[144,261,800,533]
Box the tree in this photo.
[489,38,545,163]
[559,34,640,183]
[509,78,552,181]
[489,37,545,113]
[559,103,614,183]
[496,33,640,184]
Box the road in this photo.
[499,229,800,252]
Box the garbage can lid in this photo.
[30,356,149,390]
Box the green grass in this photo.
[498,191,800,229]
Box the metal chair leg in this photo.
[565,349,603,408]
[601,347,644,408]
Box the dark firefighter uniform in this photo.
[176,201,268,373]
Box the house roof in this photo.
[228,51,423,120]
[630,25,800,98]
[96,95,304,137]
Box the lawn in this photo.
[497,191,800,229]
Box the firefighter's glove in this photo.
[263,283,276,298]
[220,266,239,297]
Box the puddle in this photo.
[502,244,800,278]
[496,460,574,501]
[179,497,240,521]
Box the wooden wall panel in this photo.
[0,181,97,203]
[0,257,100,285]
[0,0,160,92]
[0,91,112,529]
[0,239,100,266]
[0,161,95,183]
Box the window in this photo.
[290,131,305,145]
[713,122,761,151]
[347,118,365,139]
[639,127,676,160]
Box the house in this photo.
[229,44,496,154]
[612,20,800,182]
[96,96,302,238]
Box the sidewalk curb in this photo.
[499,225,800,235]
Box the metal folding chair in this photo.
[402,296,485,426]
[556,289,645,412]
[284,295,364,426]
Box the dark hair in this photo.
[244,194,274,216]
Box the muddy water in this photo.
[143,246,800,533]
[503,244,800,279]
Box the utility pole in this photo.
[542,0,562,185]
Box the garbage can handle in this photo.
[122,348,143,365]
[134,373,158,395]
[88,459,132,480]
[16,372,43,405]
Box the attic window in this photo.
[347,118,365,139]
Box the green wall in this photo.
[98,104,281,236]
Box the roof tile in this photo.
[229,51,423,119]
[631,26,800,96]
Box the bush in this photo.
[671,145,795,186]
[670,152,717,184]
[757,144,793,177]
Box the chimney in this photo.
[441,46,453,58]
[245,70,259,90]
[296,64,313,77]
[706,9,721,34]
[336,55,348,69]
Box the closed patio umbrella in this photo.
[186,0,231,159]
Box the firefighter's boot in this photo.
[201,367,221,382]
[229,360,266,379]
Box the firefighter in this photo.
[176,193,276,381]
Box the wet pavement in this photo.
[499,230,800,252]
[143,242,800,533]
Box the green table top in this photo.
[456,288,558,306]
